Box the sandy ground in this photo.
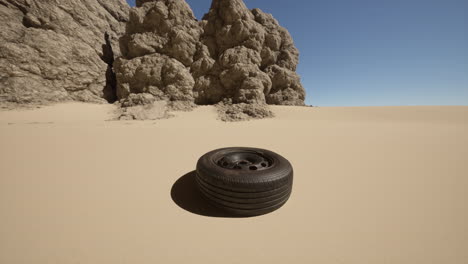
[1,103,467,264]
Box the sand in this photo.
[1,103,467,264]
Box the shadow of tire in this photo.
[171,171,245,218]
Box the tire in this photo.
[196,147,293,216]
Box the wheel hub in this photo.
[216,152,271,171]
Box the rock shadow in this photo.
[171,171,244,218]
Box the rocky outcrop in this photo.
[114,54,195,101]
[0,0,305,112]
[115,0,305,107]
[115,0,200,106]
[0,0,129,105]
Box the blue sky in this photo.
[126,0,468,106]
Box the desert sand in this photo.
[1,104,467,264]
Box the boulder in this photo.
[193,0,305,105]
[116,0,306,107]
[0,0,130,105]
[216,99,275,122]
[114,53,194,101]
[116,0,200,104]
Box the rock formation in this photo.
[115,0,200,107]
[115,0,305,108]
[0,0,306,114]
[0,0,129,104]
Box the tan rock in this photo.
[1,0,306,111]
[216,100,275,122]
[0,0,129,105]
[194,0,305,105]
[119,100,169,120]
[265,65,305,105]
[120,0,201,66]
[114,53,194,101]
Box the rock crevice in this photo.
[102,32,118,103]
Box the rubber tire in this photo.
[196,147,293,216]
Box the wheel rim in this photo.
[216,151,272,171]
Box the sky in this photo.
[126,0,468,106]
